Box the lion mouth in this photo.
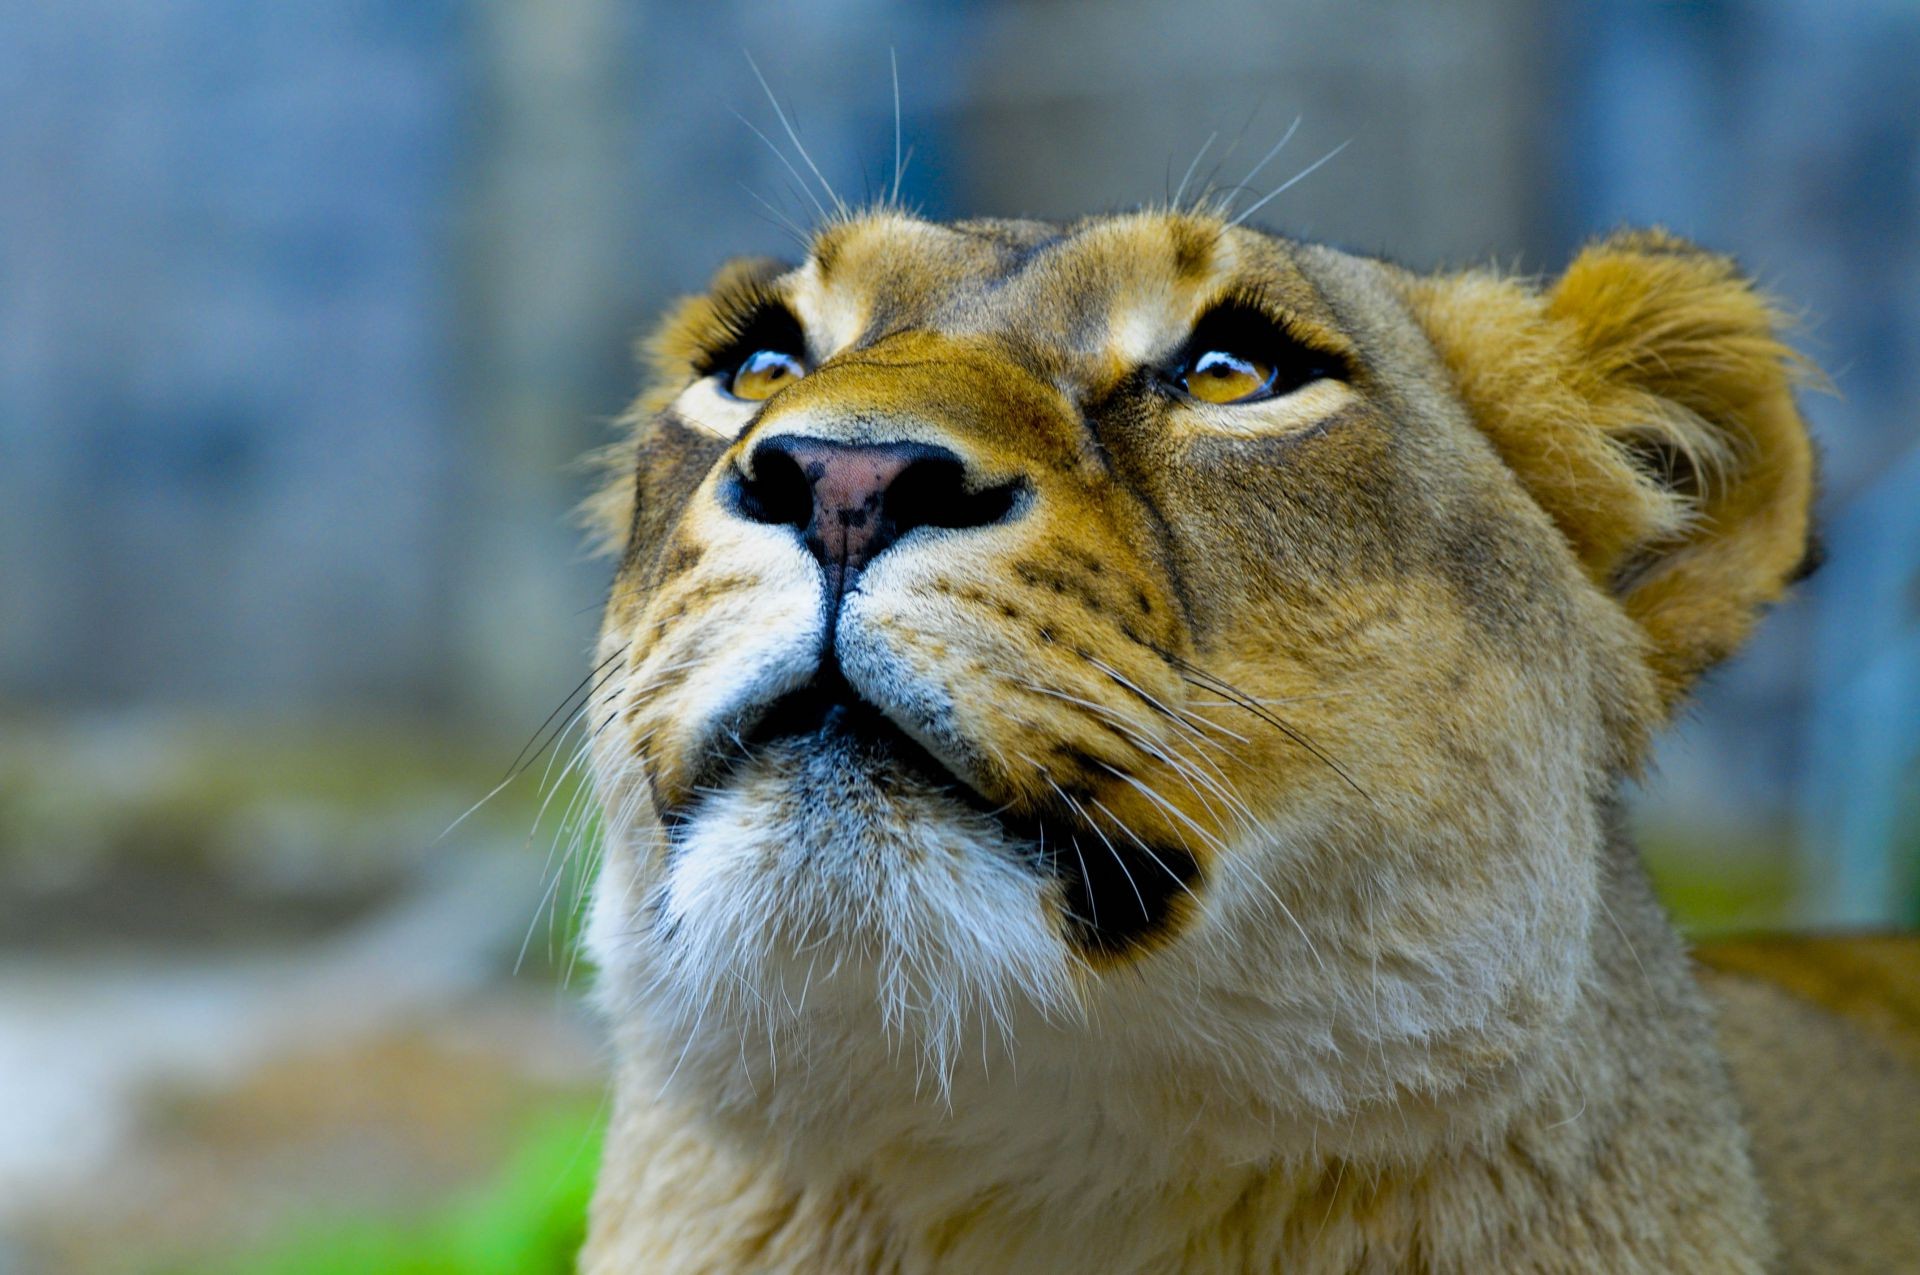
[664,663,1200,957]
[665,664,993,830]
[739,666,980,798]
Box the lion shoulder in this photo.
[1698,934,1920,1272]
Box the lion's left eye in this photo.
[1180,349,1278,404]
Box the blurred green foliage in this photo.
[0,713,607,957]
[194,1106,603,1275]
[1638,820,1800,937]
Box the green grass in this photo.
[197,1106,603,1275]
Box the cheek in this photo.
[598,491,827,813]
[627,426,733,568]
[1188,608,1608,1075]
[1185,571,1610,864]
[1127,426,1405,661]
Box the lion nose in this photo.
[732,435,1020,588]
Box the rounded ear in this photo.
[1406,230,1816,711]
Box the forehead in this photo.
[783,211,1348,367]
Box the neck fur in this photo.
[587,834,1772,1274]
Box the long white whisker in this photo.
[730,107,829,223]
[1086,655,1249,750]
[1228,116,1301,214]
[1092,759,1226,858]
[1172,131,1217,209]
[515,736,606,974]
[889,48,904,205]
[1102,768,1323,969]
[1192,95,1269,210]
[437,647,629,842]
[1013,676,1256,837]
[1228,139,1351,230]
[745,51,845,217]
[739,182,810,246]
[1086,795,1202,906]
[1046,775,1148,920]
[895,144,915,200]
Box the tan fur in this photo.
[1695,935,1920,1272]
[574,209,1911,1272]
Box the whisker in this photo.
[1013,675,1258,839]
[436,645,630,843]
[1045,774,1148,921]
[1086,795,1203,905]
[1092,759,1226,858]
[739,182,811,247]
[745,51,845,218]
[889,48,904,205]
[1082,656,1244,756]
[536,684,618,795]
[1085,654,1250,750]
[1192,94,1270,211]
[1227,138,1350,231]
[506,644,629,781]
[730,106,829,224]
[1172,130,1217,210]
[516,739,603,974]
[895,144,916,202]
[1186,691,1346,708]
[1059,823,1098,931]
[1225,115,1301,216]
[1095,778,1323,969]
[1168,656,1369,798]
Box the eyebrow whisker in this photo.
[1229,115,1302,214]
[730,106,829,224]
[745,51,847,219]
[1172,131,1217,210]
[890,48,905,206]
[739,182,810,247]
[1227,139,1351,231]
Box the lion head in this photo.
[581,210,1811,1167]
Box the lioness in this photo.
[576,209,1920,1272]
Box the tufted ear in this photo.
[1406,230,1817,711]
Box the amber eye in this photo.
[727,348,805,401]
[1180,349,1278,404]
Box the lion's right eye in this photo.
[727,348,806,401]
[1167,302,1346,407]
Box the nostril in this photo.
[733,445,813,531]
[884,454,1020,537]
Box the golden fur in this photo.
[575,208,1915,1272]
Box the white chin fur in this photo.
[599,744,1078,1098]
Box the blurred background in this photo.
[3,1,1916,1270]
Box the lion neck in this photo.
[587,835,1773,1274]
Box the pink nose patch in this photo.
[787,442,917,572]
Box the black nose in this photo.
[731,435,1020,592]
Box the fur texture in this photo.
[573,209,1910,1272]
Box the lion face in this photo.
[584,211,1809,1131]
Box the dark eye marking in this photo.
[696,303,809,387]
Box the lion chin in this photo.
[573,208,1918,1274]
[629,701,1077,1096]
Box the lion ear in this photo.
[1408,229,1817,710]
